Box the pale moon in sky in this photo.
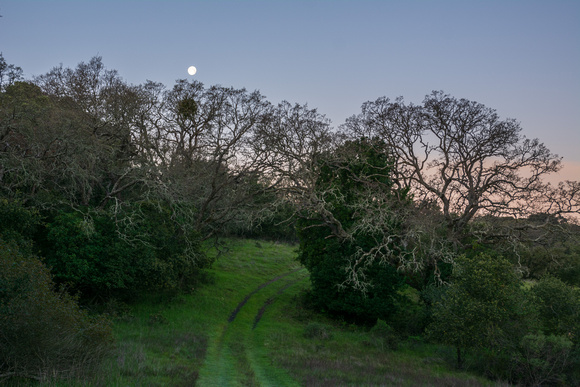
[187,66,197,75]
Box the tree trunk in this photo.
[456,347,463,369]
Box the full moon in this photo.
[187,66,197,75]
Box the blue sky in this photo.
[1,0,579,181]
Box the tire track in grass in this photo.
[227,268,302,323]
[242,271,307,387]
[199,266,305,386]
[252,277,304,330]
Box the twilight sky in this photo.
[1,0,579,182]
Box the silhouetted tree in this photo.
[343,91,578,237]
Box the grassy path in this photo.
[196,241,307,386]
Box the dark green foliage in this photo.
[41,203,206,299]
[177,97,198,121]
[0,240,112,382]
[555,253,580,287]
[427,253,580,384]
[389,289,430,336]
[298,227,405,324]
[297,138,408,324]
[482,215,580,287]
[0,197,41,254]
[427,253,532,369]
[530,273,579,385]
[514,332,574,386]
[370,319,399,350]
[43,210,138,296]
[517,241,580,287]
[532,275,580,339]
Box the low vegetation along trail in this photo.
[197,242,308,386]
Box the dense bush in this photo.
[0,240,112,382]
[297,138,408,324]
[427,253,533,369]
[40,203,207,299]
[531,275,580,339]
[0,197,41,253]
[530,275,580,384]
[519,243,580,287]
[491,215,580,287]
[298,225,406,324]
[514,332,574,386]
[427,253,580,384]
[370,319,399,350]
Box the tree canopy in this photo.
[1,53,579,297]
[343,91,579,236]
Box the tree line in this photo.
[1,54,579,384]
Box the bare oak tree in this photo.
[256,101,335,215]
[343,91,577,236]
[0,53,23,91]
[139,79,277,239]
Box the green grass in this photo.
[72,238,505,386]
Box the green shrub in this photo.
[370,319,399,350]
[427,253,580,384]
[0,240,113,382]
[389,287,431,336]
[41,203,206,299]
[297,138,408,325]
[42,210,139,297]
[556,260,580,287]
[427,253,532,369]
[519,243,580,287]
[303,322,333,340]
[0,197,41,253]
[531,275,580,340]
[297,225,406,324]
[514,332,573,386]
[528,275,580,384]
